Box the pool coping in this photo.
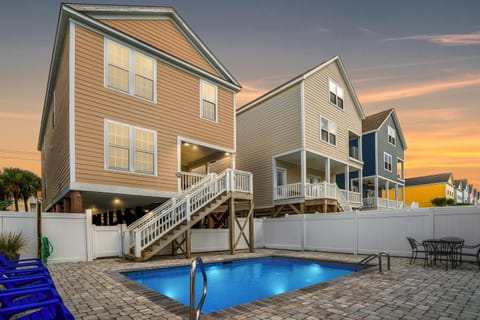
[107,252,378,319]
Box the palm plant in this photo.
[0,168,23,211]
[19,170,41,212]
[0,232,26,260]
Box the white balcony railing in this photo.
[363,198,404,209]
[180,172,207,191]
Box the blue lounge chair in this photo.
[0,273,56,290]
[0,254,44,270]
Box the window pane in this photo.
[135,53,154,79]
[329,121,337,134]
[202,100,216,121]
[109,146,129,170]
[135,76,153,100]
[321,130,329,142]
[108,122,129,147]
[108,42,129,69]
[135,129,154,152]
[321,118,328,130]
[337,97,343,108]
[108,65,129,92]
[329,80,336,92]
[329,133,336,145]
[329,92,336,104]
[337,86,344,99]
[135,151,154,174]
[202,82,216,103]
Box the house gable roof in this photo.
[38,4,240,150]
[363,108,407,150]
[405,173,453,187]
[237,55,365,119]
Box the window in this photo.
[388,125,396,146]
[105,120,156,175]
[321,117,337,145]
[384,153,392,172]
[200,80,217,122]
[328,79,344,109]
[105,39,156,101]
[397,158,404,180]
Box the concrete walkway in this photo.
[48,250,480,319]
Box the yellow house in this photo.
[404,173,455,207]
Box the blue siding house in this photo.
[361,109,407,210]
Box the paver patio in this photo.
[48,249,480,319]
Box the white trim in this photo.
[300,80,305,149]
[199,79,218,123]
[383,152,393,173]
[70,182,177,198]
[64,12,240,91]
[104,119,158,176]
[52,90,56,129]
[272,148,304,160]
[374,132,378,176]
[69,21,76,183]
[304,148,363,170]
[233,92,237,152]
[104,38,157,103]
[368,174,406,186]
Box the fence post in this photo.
[185,195,191,221]
[353,210,359,255]
[85,209,93,261]
[225,170,231,192]
[134,230,141,258]
[249,173,253,194]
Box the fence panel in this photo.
[93,225,123,258]
[304,214,356,254]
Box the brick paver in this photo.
[47,250,480,319]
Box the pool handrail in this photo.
[190,257,207,320]
[355,252,391,272]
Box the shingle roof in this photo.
[362,109,393,133]
[405,173,453,187]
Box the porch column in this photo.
[325,158,331,183]
[344,165,349,191]
[300,150,306,197]
[359,169,363,206]
[386,180,390,208]
[374,176,379,208]
[272,157,277,201]
[395,183,399,204]
[231,153,236,170]
[70,191,83,213]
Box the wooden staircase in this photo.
[126,169,253,261]
[136,193,231,261]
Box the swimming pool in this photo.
[124,257,359,313]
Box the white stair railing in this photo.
[335,184,352,212]
[130,169,252,258]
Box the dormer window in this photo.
[329,79,344,109]
[388,126,396,146]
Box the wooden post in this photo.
[248,200,254,253]
[185,230,191,258]
[229,196,236,255]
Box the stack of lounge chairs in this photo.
[0,254,73,320]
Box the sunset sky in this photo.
[1,0,479,189]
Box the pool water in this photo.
[124,257,358,313]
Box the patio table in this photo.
[423,237,464,270]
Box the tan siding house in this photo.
[38,4,241,215]
[237,56,365,214]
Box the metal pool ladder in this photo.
[190,257,207,320]
[355,252,391,272]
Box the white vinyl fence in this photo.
[2,206,478,263]
[263,206,480,257]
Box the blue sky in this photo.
[1,0,479,187]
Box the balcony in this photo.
[363,197,404,209]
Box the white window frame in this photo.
[384,152,392,172]
[388,125,396,146]
[104,38,157,103]
[104,119,157,176]
[199,79,218,123]
[328,78,344,109]
[320,116,337,146]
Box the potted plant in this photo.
[0,232,26,260]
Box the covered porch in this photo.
[362,176,405,210]
[177,137,235,191]
[273,150,362,213]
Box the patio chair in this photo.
[0,253,44,269]
[460,243,480,270]
[406,237,425,264]
[0,272,56,290]
[0,287,73,320]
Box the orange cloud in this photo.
[0,112,41,120]
[236,83,269,107]
[386,31,480,45]
[358,76,480,103]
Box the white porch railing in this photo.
[274,182,358,209]
[363,198,405,209]
[180,172,206,191]
[128,169,253,258]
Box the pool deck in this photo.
[48,249,480,319]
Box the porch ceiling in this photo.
[82,191,168,213]
[181,142,228,168]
